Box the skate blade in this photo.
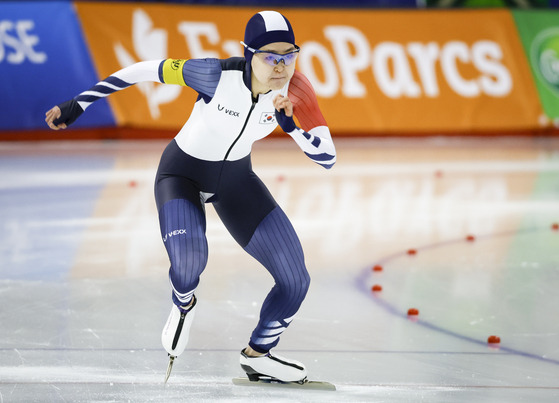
[232,377,336,391]
[164,356,175,384]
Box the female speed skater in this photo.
[45,10,336,383]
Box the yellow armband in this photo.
[161,59,187,86]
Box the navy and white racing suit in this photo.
[73,56,336,353]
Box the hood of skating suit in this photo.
[242,10,296,92]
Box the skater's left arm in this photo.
[274,71,336,169]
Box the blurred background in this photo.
[2,0,559,139]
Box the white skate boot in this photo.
[239,349,307,383]
[161,296,197,357]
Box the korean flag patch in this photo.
[260,112,276,124]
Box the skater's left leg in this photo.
[242,206,310,354]
[240,206,310,382]
[214,172,309,382]
[213,171,310,354]
[219,206,310,382]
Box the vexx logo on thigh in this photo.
[163,229,188,242]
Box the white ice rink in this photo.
[1,136,558,402]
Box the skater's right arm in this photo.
[45,58,222,130]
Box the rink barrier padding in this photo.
[0,1,115,131]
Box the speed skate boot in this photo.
[161,296,197,357]
[240,349,308,383]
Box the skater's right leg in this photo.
[158,197,208,357]
[159,198,208,306]
[154,143,222,362]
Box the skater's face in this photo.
[251,42,298,92]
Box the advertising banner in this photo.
[513,10,559,126]
[0,1,114,130]
[74,3,542,134]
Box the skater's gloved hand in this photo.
[273,94,297,133]
[45,99,83,130]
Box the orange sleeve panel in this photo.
[288,70,328,132]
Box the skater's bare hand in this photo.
[273,95,293,117]
[45,106,67,130]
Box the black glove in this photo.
[53,99,83,126]
[275,107,297,133]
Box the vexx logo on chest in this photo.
[217,104,240,117]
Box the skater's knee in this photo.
[168,238,208,291]
[299,270,311,295]
[168,235,208,268]
[278,268,310,301]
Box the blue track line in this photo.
[358,226,559,367]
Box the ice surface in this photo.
[1,138,558,402]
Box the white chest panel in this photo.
[174,70,288,161]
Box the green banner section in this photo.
[513,10,559,123]
[426,0,549,7]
